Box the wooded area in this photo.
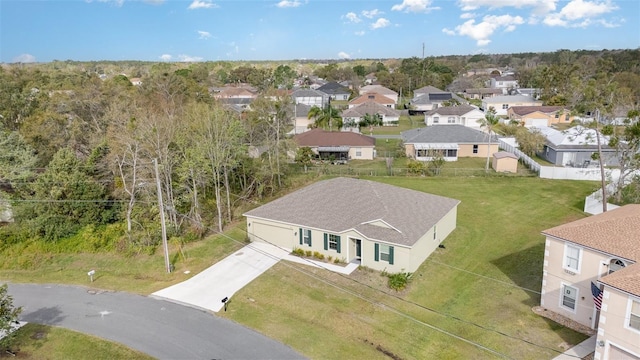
[1,49,638,253]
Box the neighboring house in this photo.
[317,82,351,101]
[401,125,499,162]
[349,93,395,109]
[486,75,519,91]
[424,105,485,128]
[129,77,143,86]
[243,177,460,273]
[291,103,313,135]
[463,88,503,100]
[359,85,399,104]
[291,88,327,107]
[508,106,572,127]
[410,86,466,114]
[532,126,618,167]
[212,86,257,100]
[293,128,376,161]
[540,204,640,360]
[482,95,542,116]
[342,101,401,127]
[492,151,518,173]
[364,73,377,85]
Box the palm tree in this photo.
[477,107,500,172]
[307,104,342,130]
[359,113,383,135]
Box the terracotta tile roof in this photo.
[541,204,640,262]
[510,106,567,116]
[350,92,395,105]
[599,263,640,297]
[243,177,460,246]
[294,129,375,147]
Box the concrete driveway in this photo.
[152,242,289,312]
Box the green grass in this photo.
[370,115,424,135]
[219,176,597,359]
[6,323,153,360]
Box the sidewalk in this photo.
[0,321,27,340]
[552,335,596,360]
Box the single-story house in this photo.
[401,125,499,162]
[463,88,503,100]
[349,92,395,109]
[291,88,327,107]
[293,128,376,161]
[508,106,572,127]
[424,105,485,128]
[486,75,518,90]
[482,95,542,116]
[532,126,618,167]
[342,101,401,127]
[409,88,467,115]
[212,86,257,100]
[244,177,460,273]
[540,204,640,360]
[317,82,351,101]
[492,151,518,173]
[359,85,399,104]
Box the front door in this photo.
[355,239,361,259]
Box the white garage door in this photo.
[526,118,548,126]
[252,222,294,248]
[609,345,640,360]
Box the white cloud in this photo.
[197,30,211,39]
[276,0,301,8]
[159,54,172,61]
[458,0,556,15]
[355,30,366,36]
[142,0,164,4]
[89,0,125,6]
[188,0,217,9]
[543,0,618,27]
[13,54,36,63]
[460,12,476,19]
[371,18,390,29]
[443,14,524,46]
[178,54,203,62]
[391,0,438,13]
[344,12,361,23]
[338,51,351,59]
[362,9,382,18]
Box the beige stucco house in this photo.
[244,177,460,273]
[482,95,542,117]
[293,129,376,161]
[423,105,485,128]
[508,106,572,127]
[359,85,399,104]
[540,204,640,360]
[401,125,499,162]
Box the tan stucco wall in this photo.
[405,144,416,158]
[348,146,375,160]
[408,206,457,272]
[541,237,611,328]
[595,288,640,360]
[493,157,518,173]
[458,143,499,158]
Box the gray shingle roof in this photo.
[291,88,325,98]
[424,105,478,116]
[243,177,460,247]
[317,82,350,95]
[342,101,400,117]
[402,125,499,144]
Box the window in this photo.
[630,300,640,331]
[374,243,394,264]
[303,229,311,246]
[446,149,457,157]
[329,234,339,250]
[433,225,437,240]
[433,116,439,124]
[561,284,578,311]
[355,148,362,157]
[608,259,626,275]
[502,104,509,109]
[473,145,479,154]
[447,117,456,124]
[564,244,581,272]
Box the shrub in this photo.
[313,251,324,260]
[327,255,333,262]
[386,271,413,291]
[292,248,305,256]
[334,257,342,264]
[305,250,313,257]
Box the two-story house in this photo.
[540,204,640,360]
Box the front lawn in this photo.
[220,176,596,359]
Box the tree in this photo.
[273,65,296,89]
[426,150,446,176]
[295,147,314,172]
[0,283,22,354]
[605,110,640,204]
[514,127,546,157]
[477,107,500,172]
[307,104,342,130]
[358,113,383,135]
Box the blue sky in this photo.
[1,0,638,63]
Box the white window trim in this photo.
[624,297,640,334]
[560,283,578,313]
[303,228,312,247]
[379,244,391,262]
[563,243,582,274]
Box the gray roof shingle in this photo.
[244,177,460,247]
[402,125,499,144]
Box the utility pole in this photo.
[153,158,171,273]
[595,109,608,213]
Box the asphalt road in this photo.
[8,283,304,360]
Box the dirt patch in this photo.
[362,339,403,360]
